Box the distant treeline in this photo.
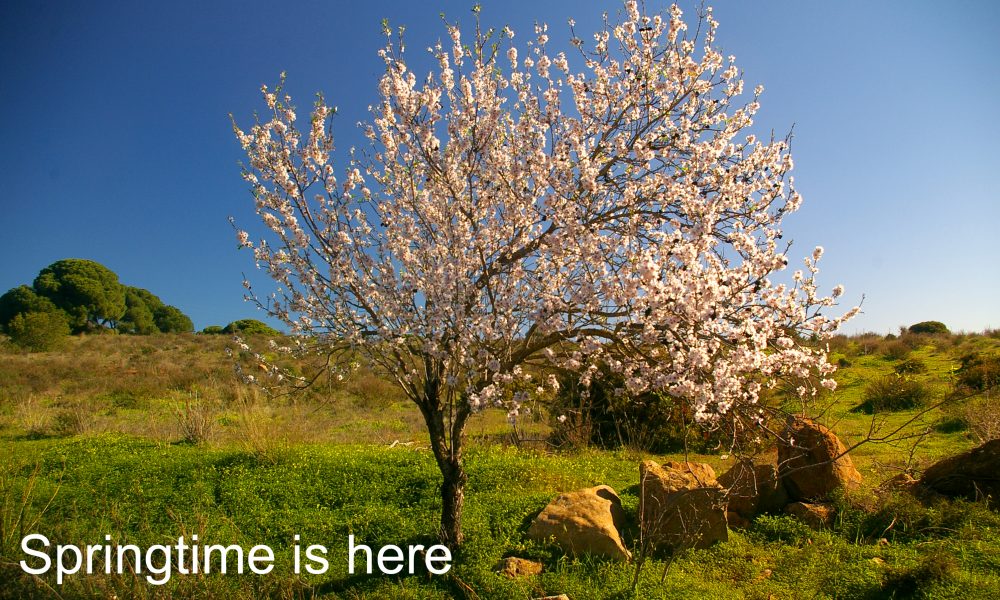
[0,259,283,351]
[0,259,194,349]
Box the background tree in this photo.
[7,310,71,352]
[232,1,856,546]
[119,286,194,334]
[0,285,64,332]
[119,287,160,334]
[33,259,126,332]
[908,321,949,335]
[222,319,279,336]
[152,304,194,333]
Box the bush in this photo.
[201,325,225,334]
[223,319,280,336]
[955,352,1000,392]
[933,415,969,434]
[548,367,728,453]
[908,321,949,335]
[963,396,1000,442]
[7,311,71,352]
[855,375,929,413]
[894,358,927,374]
[881,339,912,361]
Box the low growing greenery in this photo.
[1,436,998,599]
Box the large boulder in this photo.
[718,460,788,520]
[919,439,1000,506]
[778,418,862,501]
[639,460,728,550]
[527,485,631,561]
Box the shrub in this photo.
[175,392,218,445]
[223,319,280,336]
[894,358,927,374]
[855,375,929,413]
[955,352,1000,392]
[883,548,959,596]
[201,325,225,334]
[933,415,969,434]
[548,367,728,453]
[963,396,1000,442]
[7,311,71,352]
[881,339,912,361]
[908,321,949,335]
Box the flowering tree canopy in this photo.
[232,1,857,545]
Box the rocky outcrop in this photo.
[718,460,788,521]
[778,418,862,501]
[639,460,728,550]
[527,485,631,561]
[919,439,1000,506]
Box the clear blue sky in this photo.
[1,1,997,334]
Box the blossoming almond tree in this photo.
[232,1,857,546]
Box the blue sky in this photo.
[1,1,997,334]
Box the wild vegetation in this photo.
[0,327,998,598]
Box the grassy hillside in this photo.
[0,331,998,598]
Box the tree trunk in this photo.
[438,456,468,547]
[418,386,471,548]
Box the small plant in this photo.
[234,386,281,462]
[894,358,927,374]
[933,414,969,434]
[175,391,218,444]
[881,339,912,361]
[856,375,929,413]
[883,547,958,596]
[51,398,95,436]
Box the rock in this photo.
[496,556,543,578]
[661,460,718,485]
[527,485,631,561]
[639,460,728,550]
[726,510,750,529]
[878,472,919,493]
[785,501,835,529]
[718,460,788,518]
[919,439,1000,506]
[778,418,862,501]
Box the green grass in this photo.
[2,435,999,599]
[1,331,999,598]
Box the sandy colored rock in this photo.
[778,418,862,501]
[639,460,728,550]
[718,460,788,518]
[527,485,631,561]
[919,439,1000,506]
[876,472,919,496]
[785,501,835,529]
[496,556,543,578]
